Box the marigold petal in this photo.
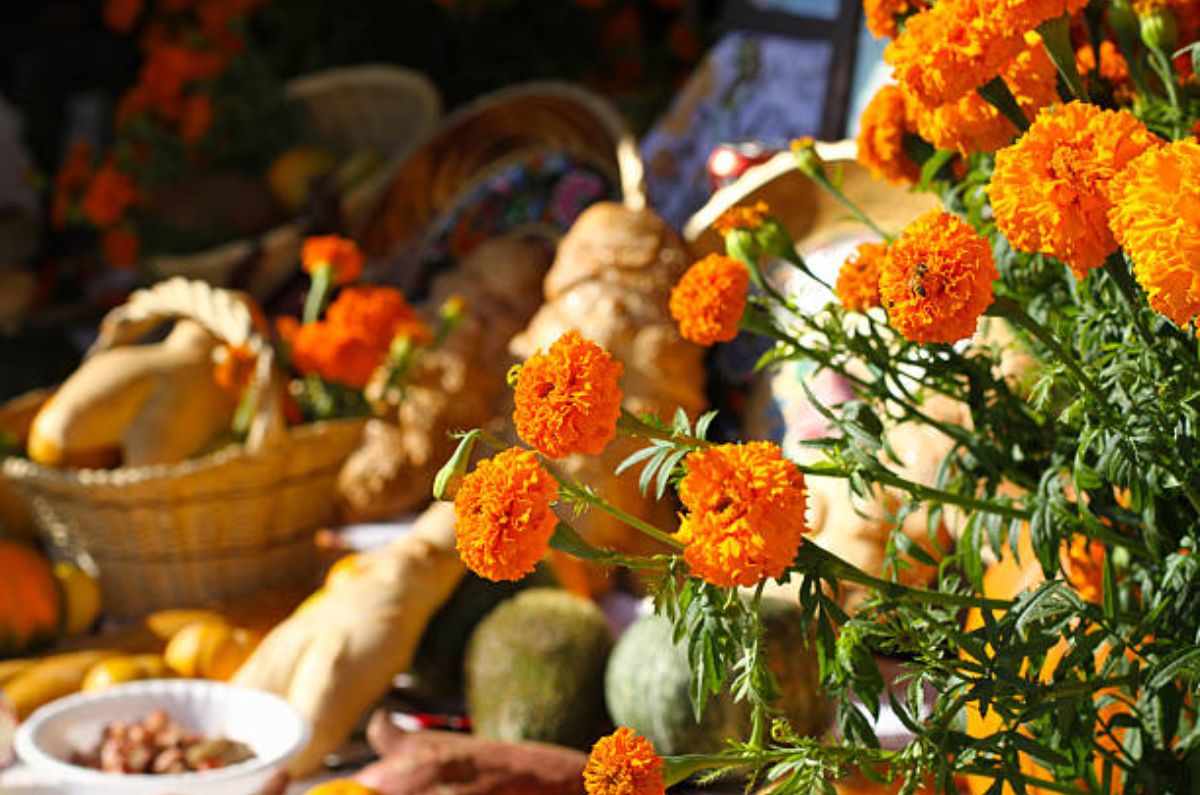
[879,211,997,344]
[453,448,559,582]
[303,235,364,285]
[989,102,1161,278]
[836,241,887,312]
[669,254,749,346]
[1110,139,1200,326]
[583,727,665,795]
[856,85,921,185]
[676,441,806,588]
[513,331,624,459]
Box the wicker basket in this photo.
[150,65,442,299]
[2,279,366,618]
[360,81,646,265]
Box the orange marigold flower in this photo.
[513,331,624,459]
[713,201,769,236]
[885,0,1087,108]
[676,441,807,588]
[290,321,384,389]
[879,211,998,344]
[82,163,138,228]
[989,102,1161,279]
[302,235,364,285]
[1062,535,1106,603]
[856,85,921,185]
[180,93,213,145]
[288,286,429,388]
[213,343,257,394]
[325,285,431,347]
[669,254,749,346]
[101,226,140,269]
[864,0,928,38]
[836,241,887,312]
[1109,139,1200,326]
[104,0,143,32]
[453,448,559,582]
[584,727,665,795]
[911,35,1058,156]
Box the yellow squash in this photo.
[54,562,102,636]
[164,620,259,681]
[82,654,172,692]
[145,609,228,641]
[3,649,120,719]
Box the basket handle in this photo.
[90,277,287,454]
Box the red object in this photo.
[389,712,471,732]
[706,142,777,191]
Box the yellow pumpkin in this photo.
[54,562,102,636]
[82,654,172,692]
[164,620,259,681]
[0,541,62,655]
[963,525,1124,795]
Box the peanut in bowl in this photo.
[14,679,308,795]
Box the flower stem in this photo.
[987,296,1104,401]
[806,171,893,242]
[1102,253,1156,348]
[617,409,711,449]
[794,542,1013,610]
[302,263,334,324]
[557,476,685,550]
[1146,46,1184,138]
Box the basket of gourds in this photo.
[1,278,365,618]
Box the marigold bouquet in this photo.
[436,1,1200,793]
[271,236,460,424]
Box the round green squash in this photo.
[605,597,828,755]
[465,588,612,749]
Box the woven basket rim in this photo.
[2,416,365,489]
[407,79,642,205]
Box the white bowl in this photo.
[14,679,309,795]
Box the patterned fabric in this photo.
[640,32,832,228]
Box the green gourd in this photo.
[605,597,828,755]
[464,588,612,749]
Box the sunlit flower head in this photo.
[885,0,1087,108]
[1110,139,1200,326]
[910,35,1058,156]
[676,441,807,588]
[836,241,887,312]
[513,331,624,459]
[857,85,921,185]
[990,102,1161,279]
[669,254,750,346]
[453,448,559,582]
[880,211,998,344]
[584,727,666,795]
